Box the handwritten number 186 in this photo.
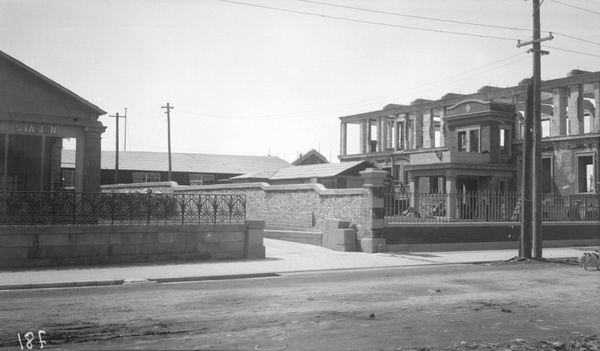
[17,331,46,349]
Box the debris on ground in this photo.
[385,334,599,351]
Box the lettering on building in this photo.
[14,124,58,135]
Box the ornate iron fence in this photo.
[0,192,246,225]
[385,190,599,223]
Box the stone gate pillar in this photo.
[359,168,388,253]
[82,128,103,193]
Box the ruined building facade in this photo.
[339,70,599,197]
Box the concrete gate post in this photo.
[359,168,388,253]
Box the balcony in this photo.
[410,151,491,165]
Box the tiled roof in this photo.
[269,161,371,180]
[61,150,291,175]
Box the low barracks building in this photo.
[0,50,106,193]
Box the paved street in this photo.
[0,239,593,290]
[1,259,598,350]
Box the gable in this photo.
[0,51,105,121]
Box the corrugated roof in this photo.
[61,150,291,175]
[269,161,371,180]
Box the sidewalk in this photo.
[0,239,591,290]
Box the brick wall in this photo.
[0,221,265,269]
[175,183,364,230]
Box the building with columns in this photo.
[339,70,600,200]
[0,50,106,193]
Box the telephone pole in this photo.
[109,110,127,184]
[161,103,174,181]
[517,0,552,258]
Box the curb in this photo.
[150,272,280,283]
[0,279,124,291]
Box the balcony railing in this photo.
[385,190,600,223]
[0,192,246,226]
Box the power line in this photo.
[178,53,530,122]
[295,0,531,32]
[552,32,600,47]
[548,0,600,15]
[577,0,600,5]
[218,0,519,41]
[543,45,600,57]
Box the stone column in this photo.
[377,117,384,152]
[394,117,401,150]
[414,111,423,148]
[359,168,388,253]
[340,122,347,156]
[81,128,103,193]
[568,84,583,135]
[423,109,434,148]
[551,87,567,136]
[404,113,413,150]
[593,82,600,133]
[386,118,393,150]
[439,107,446,147]
[360,120,369,154]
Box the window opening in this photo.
[577,155,594,193]
[189,174,215,186]
[133,172,160,183]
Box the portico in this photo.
[0,50,106,192]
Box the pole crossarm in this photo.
[527,48,550,55]
[516,33,553,48]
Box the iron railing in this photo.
[0,192,246,225]
[385,190,600,223]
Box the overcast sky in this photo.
[1,0,599,162]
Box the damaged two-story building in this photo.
[339,70,599,202]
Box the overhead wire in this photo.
[547,0,600,15]
[176,52,530,121]
[544,45,600,58]
[294,0,531,32]
[552,32,600,47]
[217,0,520,41]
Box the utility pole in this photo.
[161,103,174,181]
[109,110,127,184]
[124,108,128,152]
[517,0,552,258]
[521,81,534,258]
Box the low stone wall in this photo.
[383,222,600,251]
[175,183,364,231]
[0,221,265,269]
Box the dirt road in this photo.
[1,259,598,350]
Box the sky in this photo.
[1,0,599,163]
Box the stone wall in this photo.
[175,183,364,230]
[383,222,600,251]
[0,221,265,269]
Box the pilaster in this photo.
[359,168,388,253]
[568,84,583,135]
[551,87,567,136]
